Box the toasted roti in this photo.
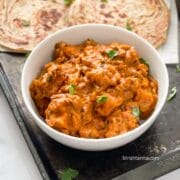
[0,0,69,52]
[67,0,169,48]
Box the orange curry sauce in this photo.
[30,39,158,138]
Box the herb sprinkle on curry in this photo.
[30,39,158,138]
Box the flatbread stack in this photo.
[0,0,169,52]
[0,0,68,51]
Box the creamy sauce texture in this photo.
[30,40,158,138]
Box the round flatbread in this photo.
[67,0,169,48]
[0,0,69,52]
[0,0,169,51]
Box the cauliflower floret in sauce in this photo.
[30,39,158,138]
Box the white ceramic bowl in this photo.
[21,24,169,151]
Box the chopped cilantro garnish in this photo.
[176,64,180,72]
[25,51,31,58]
[22,20,30,26]
[64,0,74,5]
[139,57,149,68]
[96,95,108,103]
[69,84,76,95]
[59,168,79,180]
[167,86,177,102]
[132,107,140,118]
[106,49,119,60]
[126,19,132,31]
[47,75,53,83]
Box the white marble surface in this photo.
[158,0,178,64]
[156,168,180,180]
[0,87,42,180]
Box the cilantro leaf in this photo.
[132,107,140,118]
[25,51,31,58]
[126,19,132,31]
[69,84,76,95]
[139,57,149,68]
[60,168,79,180]
[176,64,180,72]
[46,75,53,83]
[64,0,74,5]
[101,0,108,2]
[22,20,30,27]
[167,86,177,102]
[96,95,108,103]
[106,49,119,60]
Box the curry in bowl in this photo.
[30,39,158,138]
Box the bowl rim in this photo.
[21,24,169,143]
